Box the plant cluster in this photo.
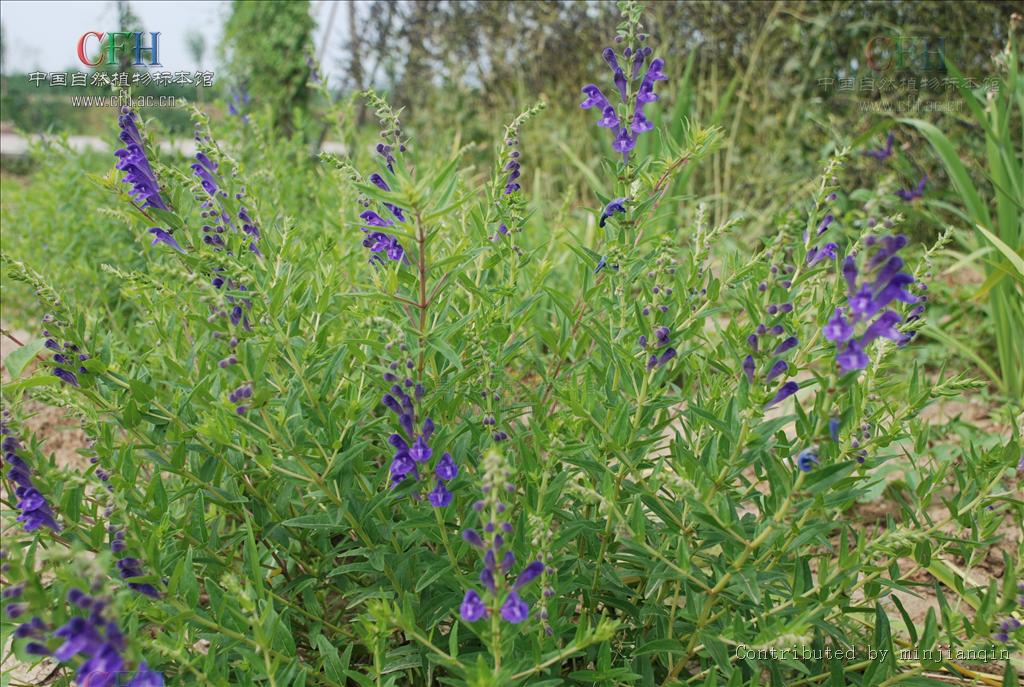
[1,3,1021,686]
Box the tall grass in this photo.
[904,26,1024,399]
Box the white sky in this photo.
[0,0,348,75]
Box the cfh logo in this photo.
[864,33,947,72]
[77,32,162,67]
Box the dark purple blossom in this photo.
[599,197,628,228]
[116,558,160,598]
[774,336,799,355]
[742,355,755,384]
[460,590,486,622]
[817,214,835,236]
[427,481,453,507]
[766,360,789,382]
[796,448,819,472]
[436,453,458,481]
[147,228,185,254]
[807,242,838,266]
[53,368,80,387]
[765,381,799,409]
[500,592,529,623]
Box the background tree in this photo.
[222,0,315,136]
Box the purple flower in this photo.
[765,360,788,382]
[861,310,903,344]
[765,381,799,409]
[742,355,755,384]
[360,210,394,228]
[147,228,185,254]
[774,336,799,355]
[116,558,160,598]
[895,175,927,201]
[823,309,854,342]
[127,663,165,687]
[807,242,838,266]
[862,133,894,160]
[436,452,458,481]
[817,215,835,236]
[460,590,486,622]
[580,84,611,111]
[361,230,405,264]
[513,561,544,590]
[597,106,619,129]
[53,368,80,387]
[410,435,432,463]
[599,197,628,228]
[427,481,453,508]
[500,592,529,624]
[630,107,654,133]
[462,529,484,548]
[390,451,415,479]
[796,448,819,472]
[836,339,869,371]
[829,416,841,442]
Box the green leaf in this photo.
[2,338,45,379]
[975,223,1024,283]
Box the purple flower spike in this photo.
[460,590,486,622]
[147,228,185,254]
[765,381,799,409]
[114,108,168,210]
[500,591,529,624]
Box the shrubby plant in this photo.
[2,3,1021,686]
